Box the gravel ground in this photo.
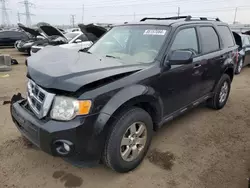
[0,48,250,188]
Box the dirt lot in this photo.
[0,48,250,188]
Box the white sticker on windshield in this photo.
[143,30,167,35]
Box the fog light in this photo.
[53,140,74,156]
[63,143,70,152]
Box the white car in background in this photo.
[30,24,107,55]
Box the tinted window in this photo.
[171,28,198,54]
[217,26,234,48]
[4,31,28,40]
[200,27,219,54]
[0,32,5,37]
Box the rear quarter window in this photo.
[217,26,235,48]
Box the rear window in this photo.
[199,27,220,54]
[217,26,235,48]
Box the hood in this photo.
[27,47,145,92]
[18,23,42,37]
[78,24,107,41]
[37,22,66,39]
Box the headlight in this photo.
[50,96,92,121]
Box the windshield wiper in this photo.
[105,55,121,59]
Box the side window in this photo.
[217,26,234,48]
[8,31,28,40]
[0,32,5,37]
[199,27,220,54]
[171,28,198,54]
[243,36,250,47]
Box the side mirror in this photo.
[75,39,82,43]
[166,50,193,66]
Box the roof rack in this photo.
[140,16,188,22]
[185,15,221,21]
[140,15,221,22]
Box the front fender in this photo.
[93,84,163,135]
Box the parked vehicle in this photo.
[30,31,82,55]
[11,16,237,173]
[232,32,250,74]
[0,30,29,47]
[67,28,81,32]
[15,23,46,54]
[30,23,107,55]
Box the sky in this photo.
[2,0,250,26]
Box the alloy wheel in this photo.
[219,81,229,104]
[120,122,147,162]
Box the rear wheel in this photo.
[103,107,153,173]
[207,74,231,110]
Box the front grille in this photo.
[27,79,55,119]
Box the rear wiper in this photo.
[105,55,120,59]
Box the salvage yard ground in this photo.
[0,48,250,188]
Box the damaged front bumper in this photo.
[10,94,106,164]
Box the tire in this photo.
[207,74,231,110]
[103,107,153,173]
[235,58,244,74]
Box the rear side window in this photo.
[217,26,234,48]
[171,28,198,54]
[242,36,250,46]
[199,27,220,54]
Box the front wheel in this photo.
[207,74,231,110]
[103,107,153,173]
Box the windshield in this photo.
[65,32,80,41]
[88,25,169,64]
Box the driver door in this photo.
[156,27,204,116]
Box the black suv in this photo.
[11,16,237,173]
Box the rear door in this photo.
[197,25,224,96]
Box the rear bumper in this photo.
[11,99,108,163]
